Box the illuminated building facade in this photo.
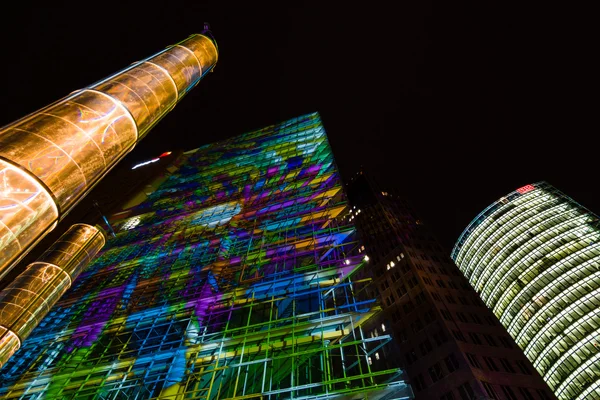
[347,173,556,400]
[0,113,411,399]
[452,182,600,400]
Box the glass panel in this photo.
[0,327,20,369]
[179,34,218,76]
[0,90,137,209]
[0,159,58,278]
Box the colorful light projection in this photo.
[0,224,105,369]
[0,33,218,280]
[0,113,410,399]
[453,182,600,400]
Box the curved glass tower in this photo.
[452,182,600,400]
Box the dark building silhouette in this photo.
[346,172,556,400]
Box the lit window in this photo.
[364,255,369,261]
[122,216,141,231]
[387,264,391,270]
[375,352,380,360]
[390,261,395,267]
[345,259,350,265]
[381,323,386,332]
[368,356,372,365]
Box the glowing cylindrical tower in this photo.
[452,182,600,400]
[0,33,218,279]
[0,224,105,368]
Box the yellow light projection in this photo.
[0,224,105,368]
[0,33,218,279]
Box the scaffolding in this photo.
[0,113,411,399]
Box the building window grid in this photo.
[453,186,600,400]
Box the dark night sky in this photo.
[1,2,595,250]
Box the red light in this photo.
[159,151,172,158]
[516,184,535,194]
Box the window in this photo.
[457,312,469,323]
[444,354,459,372]
[452,330,466,342]
[440,392,455,400]
[397,328,407,342]
[465,353,481,368]
[405,349,417,364]
[436,279,446,288]
[396,285,407,298]
[403,301,414,314]
[386,294,395,306]
[457,382,476,400]
[411,318,423,333]
[415,292,427,305]
[519,387,535,400]
[468,332,482,345]
[499,358,515,373]
[441,309,452,321]
[407,276,418,289]
[481,382,498,399]
[483,356,499,371]
[536,389,551,400]
[483,334,497,346]
[433,330,447,346]
[448,280,458,289]
[445,294,456,304]
[428,362,445,382]
[432,292,443,302]
[469,313,482,324]
[500,386,518,400]
[458,296,469,305]
[419,339,433,356]
[424,309,435,324]
[515,360,531,375]
[499,336,513,348]
[485,316,497,326]
[413,373,426,392]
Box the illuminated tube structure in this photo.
[0,224,105,368]
[452,182,600,400]
[0,33,218,279]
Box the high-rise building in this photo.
[0,113,412,399]
[452,182,600,400]
[347,173,556,400]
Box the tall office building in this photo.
[0,113,411,399]
[347,173,556,400]
[452,182,600,400]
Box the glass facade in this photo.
[0,33,218,280]
[452,182,600,400]
[0,113,410,399]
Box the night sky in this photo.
[1,2,594,250]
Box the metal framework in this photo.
[0,113,410,399]
[452,182,600,400]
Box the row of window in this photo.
[465,351,532,375]
[438,307,497,327]
[481,381,552,400]
[451,329,515,349]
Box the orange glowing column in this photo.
[0,33,218,279]
[0,224,106,368]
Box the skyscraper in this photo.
[0,113,411,399]
[347,173,556,400]
[452,182,600,400]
